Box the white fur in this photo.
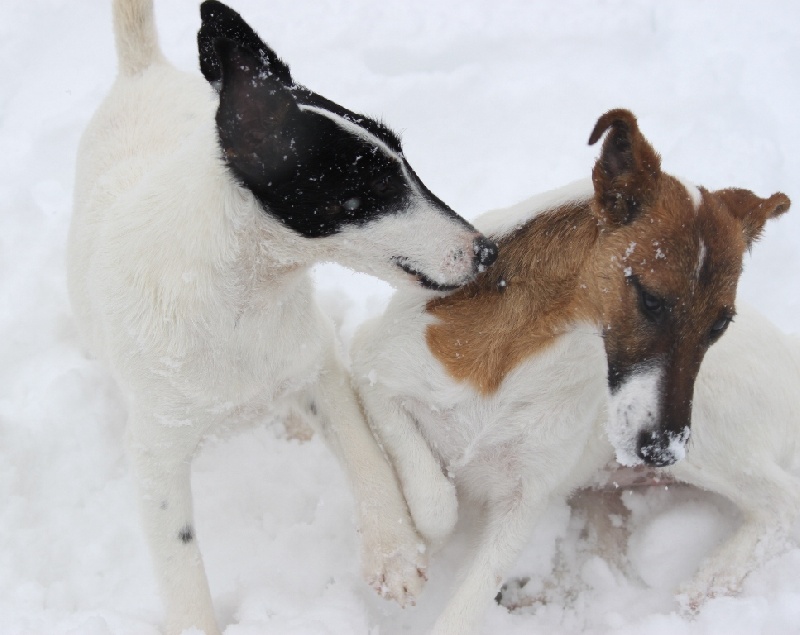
[676,175,703,211]
[696,238,708,280]
[65,1,491,632]
[354,268,800,632]
[666,306,800,607]
[299,104,404,162]
[606,365,666,466]
[353,286,610,634]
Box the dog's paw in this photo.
[362,522,428,607]
[282,409,315,442]
[677,569,744,614]
[496,576,539,612]
[404,471,458,545]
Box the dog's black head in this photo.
[197,1,497,290]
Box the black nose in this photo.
[636,429,682,467]
[473,236,498,271]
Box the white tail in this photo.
[112,0,163,76]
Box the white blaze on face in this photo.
[676,176,703,212]
[695,238,707,280]
[605,365,663,466]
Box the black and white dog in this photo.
[67,1,496,633]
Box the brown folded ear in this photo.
[715,188,791,246]
[588,109,662,227]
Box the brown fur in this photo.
[589,108,662,227]
[426,203,600,395]
[427,110,790,405]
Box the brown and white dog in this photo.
[352,109,793,635]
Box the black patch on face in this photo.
[200,5,469,239]
[606,358,661,396]
[199,1,404,155]
[606,361,625,393]
[212,40,425,238]
[178,524,194,544]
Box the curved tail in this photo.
[112,0,163,76]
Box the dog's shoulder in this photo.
[351,288,438,390]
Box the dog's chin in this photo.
[393,259,463,292]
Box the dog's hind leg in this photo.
[127,409,220,635]
[308,349,428,606]
[359,385,459,546]
[676,461,800,612]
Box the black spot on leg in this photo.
[308,400,318,416]
[160,500,169,510]
[178,524,194,544]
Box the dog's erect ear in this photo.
[198,0,292,88]
[715,188,791,247]
[214,39,300,186]
[588,109,662,227]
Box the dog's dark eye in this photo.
[709,315,732,340]
[639,287,666,322]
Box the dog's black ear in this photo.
[198,0,292,87]
[214,38,300,187]
[588,109,662,227]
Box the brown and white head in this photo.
[586,109,790,467]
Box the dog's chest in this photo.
[216,290,327,400]
[407,328,607,485]
[142,276,328,420]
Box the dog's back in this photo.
[68,1,232,364]
[72,0,188,209]
[472,178,593,239]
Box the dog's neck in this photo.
[425,201,607,395]
[159,143,318,321]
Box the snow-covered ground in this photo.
[2,1,799,633]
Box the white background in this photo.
[1,1,799,633]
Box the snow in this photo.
[2,1,799,634]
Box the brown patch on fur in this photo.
[426,203,601,395]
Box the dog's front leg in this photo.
[359,385,458,546]
[310,351,428,606]
[127,410,220,635]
